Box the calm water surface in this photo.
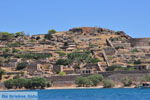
[5,88,150,100]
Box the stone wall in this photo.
[104,47,116,55]
[46,70,150,86]
[112,43,131,48]
[131,38,150,47]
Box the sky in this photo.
[0,0,150,38]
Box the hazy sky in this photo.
[0,0,150,38]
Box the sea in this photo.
[1,88,150,100]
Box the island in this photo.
[0,27,150,90]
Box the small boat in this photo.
[139,82,150,88]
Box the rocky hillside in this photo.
[0,27,149,78]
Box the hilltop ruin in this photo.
[0,27,149,78]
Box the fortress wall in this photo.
[46,71,150,86]
[131,38,150,47]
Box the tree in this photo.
[15,32,25,37]
[16,62,28,70]
[103,79,114,88]
[30,77,46,89]
[75,75,104,87]
[122,77,132,86]
[75,76,93,87]
[13,78,27,88]
[0,69,5,80]
[83,78,93,87]
[0,32,14,41]
[4,77,51,89]
[87,74,103,86]
[4,79,14,89]
[56,59,71,66]
[134,60,141,65]
[24,79,33,89]
[36,36,40,40]
[45,29,56,40]
[29,77,50,89]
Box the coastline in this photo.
[0,85,136,91]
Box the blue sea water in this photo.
[3,88,150,100]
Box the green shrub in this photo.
[122,77,132,86]
[83,78,93,87]
[67,51,99,64]
[134,60,141,65]
[106,65,122,71]
[0,32,14,41]
[89,44,97,48]
[115,46,124,49]
[16,62,28,70]
[127,67,135,71]
[141,75,150,82]
[1,48,10,53]
[58,72,66,76]
[56,59,71,66]
[15,53,52,59]
[0,69,5,80]
[87,58,100,64]
[106,65,135,71]
[87,74,103,86]
[56,51,66,57]
[75,74,104,87]
[131,49,139,53]
[30,77,48,89]
[7,42,23,47]
[12,48,20,53]
[103,79,115,88]
[15,32,25,37]
[45,29,56,40]
[68,51,90,60]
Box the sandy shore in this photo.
[0,84,136,91]
[46,85,104,90]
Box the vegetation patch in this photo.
[4,77,51,89]
[7,42,24,47]
[75,74,103,87]
[103,79,115,88]
[15,53,52,59]
[16,62,28,70]
[106,65,135,71]
[45,29,56,40]
[122,77,133,86]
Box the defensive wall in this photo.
[46,70,150,86]
[131,38,150,47]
